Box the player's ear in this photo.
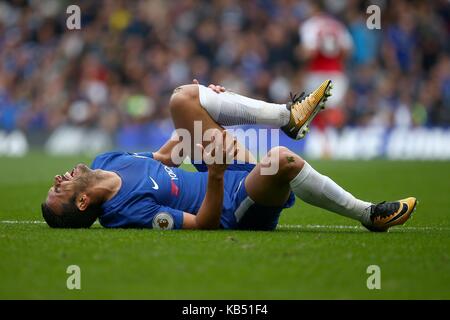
[75,194,90,211]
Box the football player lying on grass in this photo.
[42,80,417,231]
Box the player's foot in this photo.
[281,80,332,140]
[362,197,418,232]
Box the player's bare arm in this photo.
[183,130,239,229]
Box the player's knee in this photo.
[169,84,199,113]
[269,146,305,180]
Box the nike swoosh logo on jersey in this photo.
[149,177,159,190]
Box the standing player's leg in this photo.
[244,147,417,232]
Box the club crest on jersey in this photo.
[152,212,174,230]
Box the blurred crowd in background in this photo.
[0,0,449,150]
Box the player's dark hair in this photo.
[41,196,102,228]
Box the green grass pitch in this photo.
[0,153,449,299]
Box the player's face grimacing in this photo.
[45,163,93,214]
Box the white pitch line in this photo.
[1,221,449,231]
[278,224,450,232]
[0,220,45,224]
[0,220,102,225]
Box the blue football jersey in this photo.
[91,151,248,229]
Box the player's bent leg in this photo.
[288,160,373,225]
[244,146,303,207]
[198,80,333,140]
[169,84,202,125]
[169,84,256,164]
[285,157,417,232]
[245,146,374,227]
[197,84,290,128]
[230,147,301,231]
[232,147,299,230]
[239,146,417,232]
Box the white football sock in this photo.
[289,162,372,224]
[198,84,290,127]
